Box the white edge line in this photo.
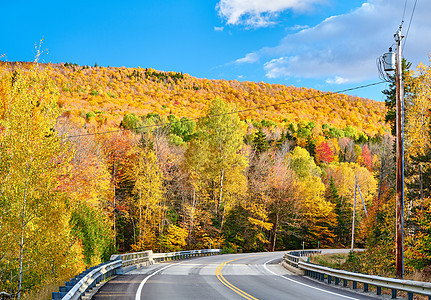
[135,262,181,300]
[263,257,360,300]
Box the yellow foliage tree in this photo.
[0,67,84,296]
[126,141,165,251]
[195,99,248,230]
[286,147,337,246]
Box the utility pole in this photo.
[395,25,404,279]
[351,175,357,251]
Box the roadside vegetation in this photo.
[1,58,431,298]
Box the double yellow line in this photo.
[215,257,259,300]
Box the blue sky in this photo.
[1,0,430,101]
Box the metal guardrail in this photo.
[52,259,121,300]
[112,250,153,268]
[283,250,321,268]
[152,249,221,262]
[284,250,431,300]
[52,248,221,300]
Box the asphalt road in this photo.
[93,251,377,300]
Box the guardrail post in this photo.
[377,286,381,295]
[59,286,67,295]
[290,249,431,300]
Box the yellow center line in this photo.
[215,256,260,300]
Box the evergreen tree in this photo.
[382,58,411,136]
[325,177,350,246]
[252,129,269,153]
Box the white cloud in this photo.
[216,0,322,28]
[286,24,309,31]
[214,26,224,32]
[264,57,289,78]
[326,76,350,85]
[236,52,260,64]
[235,0,431,83]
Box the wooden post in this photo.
[395,25,404,279]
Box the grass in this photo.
[309,253,349,269]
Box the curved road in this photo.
[93,252,377,300]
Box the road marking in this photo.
[263,257,360,300]
[135,262,181,300]
[215,256,259,300]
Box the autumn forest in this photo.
[1,59,431,297]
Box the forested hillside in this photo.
[0,61,387,138]
[6,59,431,299]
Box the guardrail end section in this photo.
[110,254,122,261]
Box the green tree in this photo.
[383,58,412,136]
[70,203,114,266]
[121,113,143,133]
[289,147,321,180]
[168,115,196,145]
[252,129,269,153]
[325,177,349,246]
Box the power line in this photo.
[401,0,408,23]
[65,81,386,139]
[403,0,418,52]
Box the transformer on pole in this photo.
[383,48,396,72]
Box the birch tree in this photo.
[195,99,247,230]
[0,67,83,296]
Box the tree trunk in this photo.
[271,209,279,252]
[376,159,385,223]
[139,190,142,238]
[18,164,30,300]
[419,164,424,210]
[131,216,136,246]
[220,205,226,231]
[217,169,225,216]
[189,188,196,238]
[143,202,149,244]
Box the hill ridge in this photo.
[0,61,388,136]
